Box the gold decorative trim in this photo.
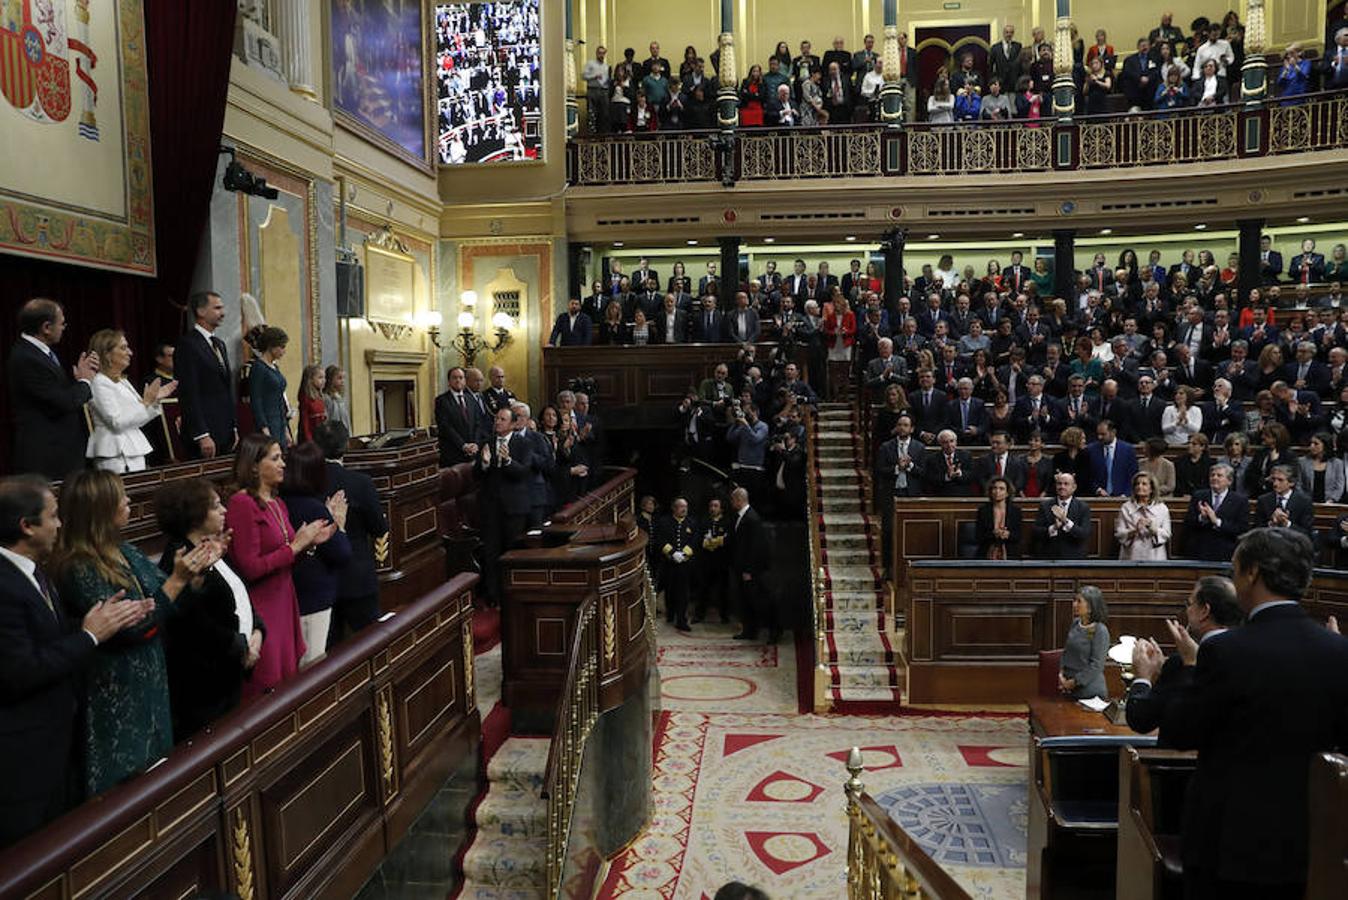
[232,806,255,900]
[377,688,397,799]
[373,532,390,565]
[602,594,617,666]
[372,322,415,341]
[462,618,476,708]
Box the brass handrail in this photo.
[541,592,601,897]
[804,408,830,712]
[845,748,974,900]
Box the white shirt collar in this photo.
[194,323,216,342]
[0,545,39,594]
[1248,599,1299,620]
[21,333,52,356]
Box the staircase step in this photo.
[827,590,884,611]
[831,663,900,689]
[458,886,546,900]
[462,834,548,889]
[473,786,547,838]
[831,684,903,703]
[828,609,886,633]
[821,531,872,548]
[819,514,877,533]
[486,738,548,793]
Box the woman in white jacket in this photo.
[1161,386,1203,447]
[86,329,177,473]
[1115,471,1171,560]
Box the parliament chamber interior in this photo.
[4,0,1348,898]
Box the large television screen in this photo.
[434,1,542,165]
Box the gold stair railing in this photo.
[845,748,974,900]
[804,408,831,712]
[542,593,600,896]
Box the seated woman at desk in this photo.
[974,476,1022,559]
[1059,586,1110,700]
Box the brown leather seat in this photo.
[1038,649,1064,698]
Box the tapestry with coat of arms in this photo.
[0,0,155,275]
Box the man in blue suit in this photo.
[1258,234,1283,285]
[1288,237,1325,286]
[1087,419,1138,497]
[549,298,593,346]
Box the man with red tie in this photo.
[1288,238,1325,286]
[1004,251,1031,295]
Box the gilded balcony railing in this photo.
[1268,92,1348,155]
[572,131,720,185]
[1077,109,1239,169]
[845,748,974,900]
[543,594,600,896]
[739,127,884,180]
[906,124,1052,175]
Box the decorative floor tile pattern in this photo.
[655,622,798,714]
[596,706,1028,900]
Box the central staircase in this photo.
[813,401,903,707]
[456,736,550,898]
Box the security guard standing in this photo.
[659,497,697,632]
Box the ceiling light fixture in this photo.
[763,237,775,243]
[1194,224,1208,230]
[927,233,940,240]
[1099,228,1113,235]
[1296,216,1310,224]
[1012,232,1024,238]
[686,239,698,245]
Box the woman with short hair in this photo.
[1175,432,1215,497]
[1298,432,1346,504]
[248,326,292,448]
[52,470,217,795]
[282,442,351,666]
[1140,437,1177,497]
[156,478,265,738]
[1059,586,1110,700]
[1116,472,1171,560]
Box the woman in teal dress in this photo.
[1068,336,1105,398]
[1029,256,1055,296]
[247,325,292,448]
[51,470,217,797]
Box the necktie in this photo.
[33,566,56,617]
[459,394,468,418]
[1214,492,1224,510]
[961,400,969,429]
[497,436,508,465]
[46,347,60,370]
[1105,444,1114,490]
[996,455,1004,476]
[211,337,226,369]
[895,441,908,490]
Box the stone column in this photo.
[1237,218,1265,305]
[1051,1,1075,120]
[276,0,316,99]
[879,0,904,127]
[1241,0,1268,104]
[718,236,741,308]
[1053,230,1077,301]
[565,1,579,139]
[716,0,738,130]
[882,228,907,319]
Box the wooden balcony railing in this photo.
[0,574,480,900]
[566,91,1348,186]
[844,748,973,900]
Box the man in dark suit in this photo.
[482,366,518,416]
[1288,238,1325,286]
[632,257,660,292]
[945,379,989,445]
[1003,251,1032,296]
[1127,575,1241,747]
[1201,378,1246,443]
[1183,464,1249,561]
[1086,420,1139,497]
[1254,466,1315,540]
[692,295,726,343]
[175,291,238,459]
[697,262,719,298]
[6,299,98,480]
[314,423,389,641]
[1258,234,1283,284]
[865,339,908,396]
[1170,344,1213,393]
[726,292,762,343]
[924,430,976,497]
[784,259,809,301]
[654,293,690,344]
[475,408,534,605]
[1012,375,1064,442]
[1283,342,1330,396]
[0,475,154,847]
[1168,249,1199,289]
[511,402,556,528]
[915,294,949,338]
[974,431,1026,496]
[1128,374,1167,441]
[637,42,671,83]
[989,23,1022,90]
[1162,528,1348,899]
[729,486,775,643]
[549,298,593,346]
[434,367,482,468]
[1032,472,1092,558]
[908,369,947,444]
[1120,37,1159,109]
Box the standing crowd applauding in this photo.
[1,293,387,850]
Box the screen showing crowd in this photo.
[435,0,543,164]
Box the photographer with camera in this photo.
[727,402,770,509]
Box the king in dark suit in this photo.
[175,292,238,459]
[7,299,96,480]
[1162,529,1348,899]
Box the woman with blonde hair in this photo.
[1115,471,1171,560]
[322,365,352,433]
[51,470,217,795]
[85,329,177,473]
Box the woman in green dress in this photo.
[1029,256,1055,296]
[51,470,218,797]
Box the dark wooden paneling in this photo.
[0,576,481,900]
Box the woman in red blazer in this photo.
[822,293,857,400]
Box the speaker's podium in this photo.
[499,517,654,732]
[342,430,445,611]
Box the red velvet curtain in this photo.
[0,0,237,473]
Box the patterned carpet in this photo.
[596,621,1030,900]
